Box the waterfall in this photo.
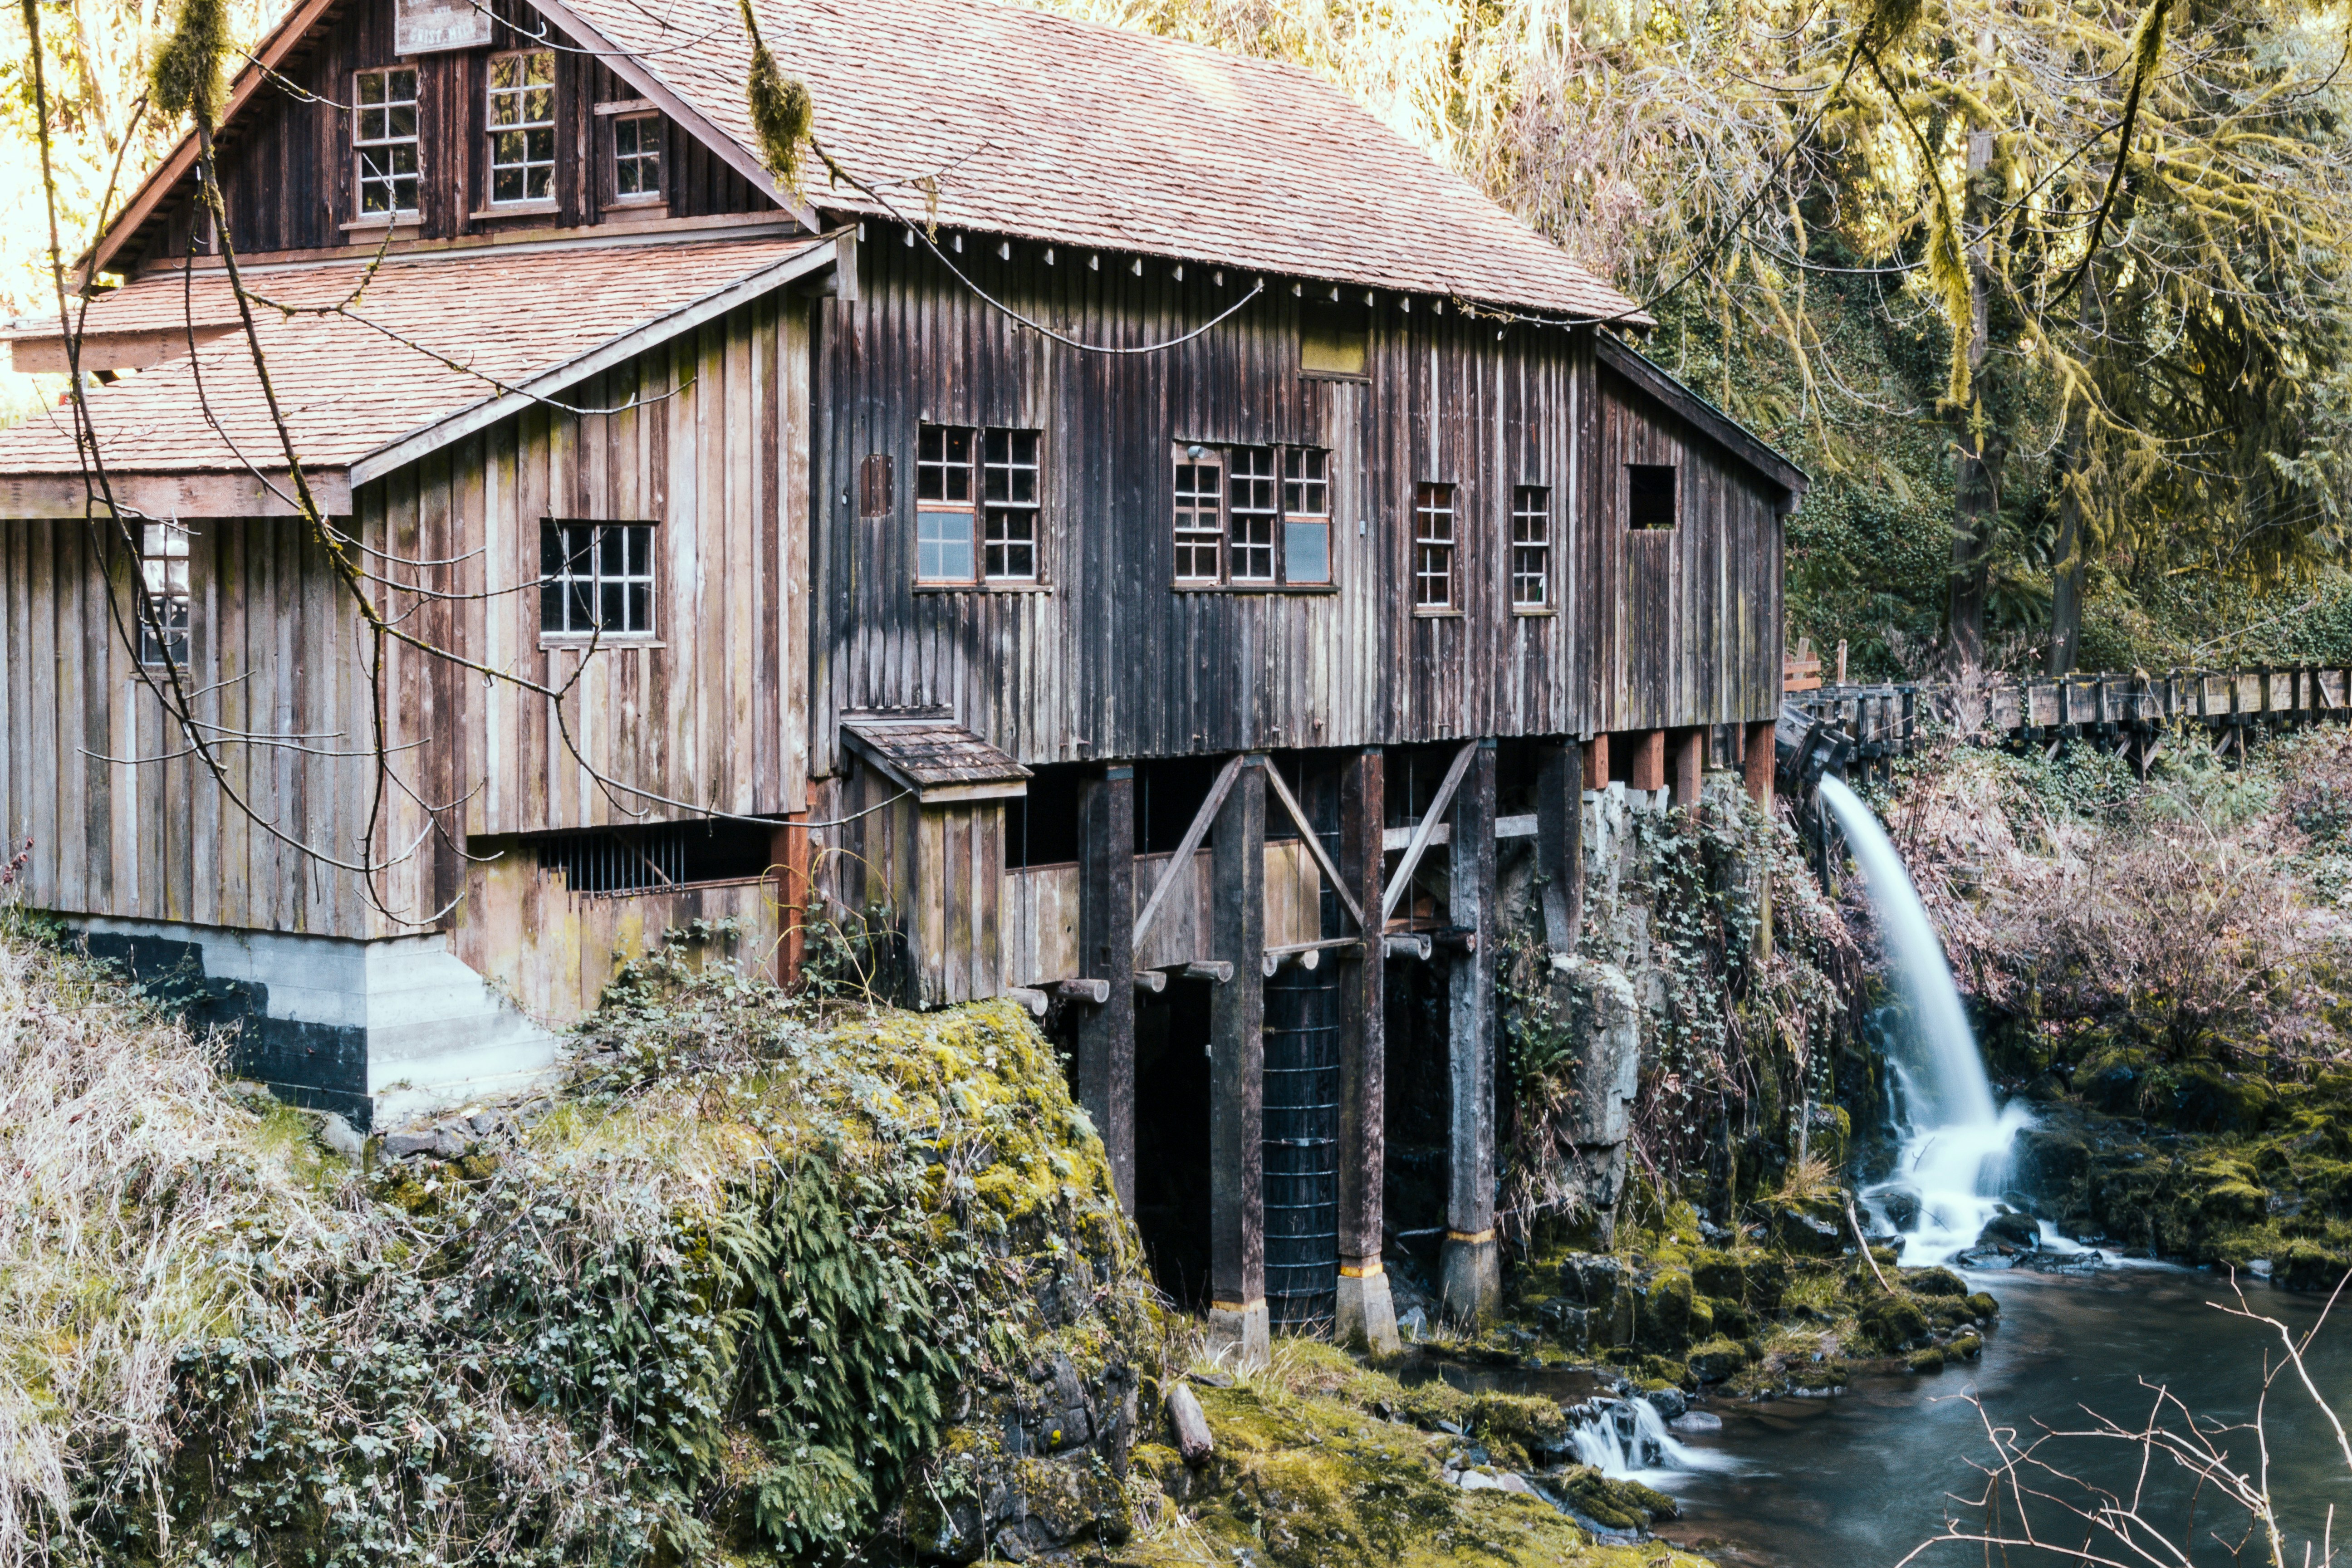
[1815,776,2032,1266]
[1563,1397,1728,1480]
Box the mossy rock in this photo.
[1686,1336,1751,1384]
[1965,1291,1999,1319]
[2169,1062,2279,1134]
[1639,1269,1705,1352]
[1787,1358,1853,1393]
[1907,1347,1947,1374]
[1555,1465,1681,1531]
[1856,1293,1931,1352]
[1755,1196,1846,1256]
[1705,1295,1754,1338]
[1903,1265,1969,1298]
[1949,1332,1984,1360]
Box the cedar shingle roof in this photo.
[840,713,1032,800]
[0,235,827,476]
[554,0,1649,323]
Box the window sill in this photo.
[470,201,560,220]
[1413,607,1464,618]
[1512,606,1558,617]
[342,216,420,233]
[913,582,1053,594]
[1170,583,1339,595]
[540,636,665,650]
[1298,370,1371,384]
[603,197,666,214]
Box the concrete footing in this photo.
[1439,1235,1502,1328]
[1205,1299,1270,1371]
[1336,1264,1401,1354]
[72,916,557,1130]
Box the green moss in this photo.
[1687,1337,1752,1383]
[1907,1347,1947,1373]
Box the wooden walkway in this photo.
[1779,665,2352,783]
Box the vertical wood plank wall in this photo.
[813,241,1789,775]
[0,295,808,940]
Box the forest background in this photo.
[8,0,2352,676]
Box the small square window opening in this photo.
[1173,458,1223,583]
[613,113,662,199]
[138,522,191,666]
[1283,447,1331,585]
[540,520,655,636]
[354,67,419,216]
[489,50,556,204]
[1413,483,1456,608]
[1228,446,1278,582]
[1628,464,1677,530]
[1511,485,1551,608]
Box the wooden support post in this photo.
[1583,733,1610,790]
[1440,740,1501,1328]
[1670,727,1704,810]
[769,814,810,986]
[1075,765,1137,1212]
[1743,720,1776,810]
[1628,730,1666,793]
[1334,748,1398,1353]
[1535,741,1584,954]
[1207,755,1269,1367]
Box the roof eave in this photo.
[1595,330,1808,501]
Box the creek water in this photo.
[1441,779,2351,1561]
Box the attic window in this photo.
[353,67,419,216]
[1627,464,1677,530]
[540,519,656,637]
[488,50,556,204]
[613,113,662,201]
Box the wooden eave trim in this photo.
[1595,330,1808,500]
[348,235,838,486]
[518,0,825,234]
[86,0,345,279]
[0,468,354,520]
[838,727,1029,802]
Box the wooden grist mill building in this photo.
[0,0,1803,1357]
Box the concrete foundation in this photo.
[1439,1234,1502,1327]
[73,916,558,1130]
[1336,1264,1401,1354]
[1204,1299,1270,1371]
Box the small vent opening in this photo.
[537,819,777,895]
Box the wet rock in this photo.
[1904,1265,1969,1298]
[1965,1291,2000,1319]
[1907,1347,1947,1373]
[1686,1338,1750,1384]
[1759,1197,1847,1256]
[1642,1386,1688,1421]
[1977,1210,2041,1249]
[1880,1187,1923,1232]
[1857,1294,1930,1352]
[1670,1409,1724,1434]
[1949,1332,1984,1360]
[1534,1297,1590,1351]
[1557,1252,1623,1306]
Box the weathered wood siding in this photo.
[811,238,1789,773]
[129,0,777,271]
[0,294,810,939]
[1001,841,1325,987]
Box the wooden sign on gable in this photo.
[395,0,493,54]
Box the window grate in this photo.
[354,67,419,216]
[488,50,555,204]
[536,820,777,895]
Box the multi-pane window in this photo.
[1628,463,1677,529]
[540,520,655,636]
[488,51,556,205]
[138,523,191,666]
[1511,485,1551,608]
[1172,443,1333,587]
[915,424,1039,584]
[1173,457,1223,583]
[1228,446,1278,583]
[613,113,662,199]
[1413,483,1456,609]
[982,429,1039,580]
[1282,448,1330,585]
[354,67,419,216]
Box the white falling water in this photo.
[1565,1398,1737,1481]
[1815,776,2033,1267]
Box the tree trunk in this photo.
[1946,130,1998,671]
[2048,405,2089,676]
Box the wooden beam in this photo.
[1440,741,1500,1328]
[1379,740,1478,923]
[1671,727,1703,808]
[1073,765,1136,1211]
[1264,757,1366,932]
[1335,746,1397,1351]
[1744,720,1776,809]
[1583,733,1610,790]
[1132,752,1244,953]
[0,469,353,520]
[1207,755,1268,1367]
[1628,730,1666,792]
[1535,741,1583,954]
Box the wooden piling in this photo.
[1670,727,1703,809]
[1208,754,1269,1367]
[1334,747,1397,1352]
[1743,720,1775,809]
[1074,765,1136,1211]
[1535,741,1584,954]
[1440,740,1500,1327]
[1628,730,1666,793]
[1582,733,1610,791]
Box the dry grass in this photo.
[0,922,360,1565]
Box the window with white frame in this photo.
[1173,453,1223,583]
[1228,446,1278,583]
[915,423,1041,585]
[1171,442,1333,588]
[1511,485,1551,608]
[138,523,191,666]
[613,113,662,200]
[354,66,420,216]
[1282,447,1331,585]
[488,50,556,205]
[540,520,655,636]
[981,428,1039,580]
[1413,483,1456,609]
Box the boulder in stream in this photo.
[1978,1210,2042,1249]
